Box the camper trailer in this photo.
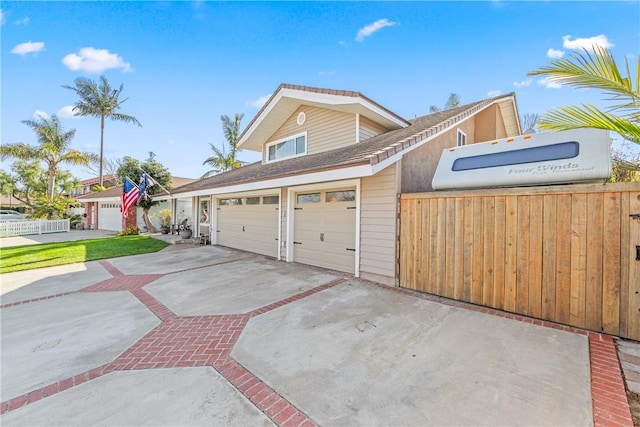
[431,128,612,190]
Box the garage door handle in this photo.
[294,241,302,245]
[320,233,324,242]
[242,226,245,232]
[346,248,356,252]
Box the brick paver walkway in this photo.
[0,254,633,427]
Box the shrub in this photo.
[117,226,140,236]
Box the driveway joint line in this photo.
[0,291,78,309]
[249,278,346,317]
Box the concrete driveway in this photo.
[0,245,626,426]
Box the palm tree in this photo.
[63,75,142,186]
[202,113,244,178]
[0,115,95,198]
[528,45,640,145]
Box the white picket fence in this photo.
[0,219,70,237]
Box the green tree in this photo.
[0,115,94,198]
[528,45,640,147]
[31,195,76,220]
[202,113,244,178]
[117,152,171,233]
[610,143,640,182]
[430,93,461,113]
[63,75,142,187]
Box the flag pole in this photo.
[139,168,171,195]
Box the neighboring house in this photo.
[76,176,195,231]
[71,174,119,197]
[167,84,520,285]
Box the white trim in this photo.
[285,178,361,276]
[355,113,360,143]
[277,187,282,260]
[211,196,218,245]
[296,112,306,125]
[265,131,307,164]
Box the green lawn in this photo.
[0,235,169,274]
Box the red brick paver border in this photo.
[110,315,249,370]
[590,335,634,427]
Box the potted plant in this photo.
[158,209,171,234]
[178,219,192,239]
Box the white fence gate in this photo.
[0,219,70,237]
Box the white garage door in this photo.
[217,194,279,257]
[99,202,122,231]
[293,188,356,274]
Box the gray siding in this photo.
[359,115,387,142]
[360,163,397,280]
[264,106,356,160]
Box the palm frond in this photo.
[528,45,640,104]
[538,104,640,144]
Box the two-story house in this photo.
[168,84,521,285]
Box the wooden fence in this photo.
[0,219,70,238]
[399,182,640,341]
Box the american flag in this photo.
[121,177,139,218]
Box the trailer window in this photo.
[452,141,579,171]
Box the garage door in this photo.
[293,188,356,274]
[217,194,279,257]
[99,202,122,231]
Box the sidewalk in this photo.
[0,230,117,248]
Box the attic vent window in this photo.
[266,132,307,162]
[297,112,306,125]
[457,129,467,147]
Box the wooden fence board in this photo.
[493,196,506,310]
[602,192,621,335]
[555,194,572,325]
[399,183,640,340]
[585,193,603,332]
[627,192,640,341]
[541,195,557,321]
[482,198,496,307]
[528,195,544,318]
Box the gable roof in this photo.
[171,93,519,197]
[238,83,412,152]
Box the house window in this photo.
[219,198,243,206]
[267,133,306,162]
[326,190,356,202]
[297,193,320,204]
[246,197,260,205]
[457,129,467,147]
[263,196,279,205]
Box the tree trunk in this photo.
[143,207,157,233]
[99,115,105,187]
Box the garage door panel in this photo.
[217,195,279,258]
[293,188,356,274]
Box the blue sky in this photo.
[2,1,639,181]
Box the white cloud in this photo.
[11,41,45,56]
[513,79,532,87]
[318,70,336,76]
[0,9,5,25]
[546,48,564,59]
[487,90,502,97]
[33,110,49,120]
[562,34,613,51]
[246,93,272,109]
[355,18,397,42]
[14,16,29,25]
[58,105,80,118]
[62,47,133,73]
[537,77,562,89]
